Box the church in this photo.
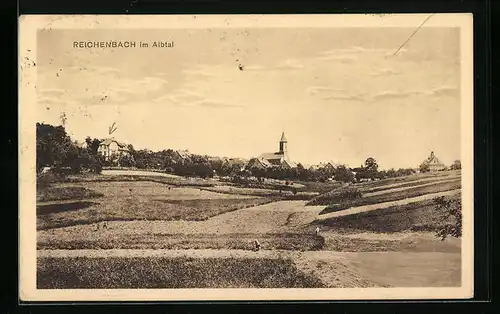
[420,151,446,172]
[247,132,297,169]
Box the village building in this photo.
[308,161,338,172]
[247,132,297,169]
[97,138,130,161]
[223,158,249,171]
[420,151,446,172]
[171,149,192,163]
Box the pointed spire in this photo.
[280,132,287,142]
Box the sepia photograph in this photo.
[19,14,474,301]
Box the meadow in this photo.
[36,168,462,288]
[37,255,324,289]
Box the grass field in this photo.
[37,186,104,202]
[36,169,463,289]
[319,179,461,214]
[37,256,325,289]
[38,232,325,251]
[354,170,459,189]
[315,194,461,234]
[37,195,276,230]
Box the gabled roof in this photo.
[259,152,284,160]
[99,138,127,148]
[248,157,272,168]
[225,158,248,167]
[175,150,191,159]
[421,151,444,166]
[282,159,297,168]
[280,132,287,142]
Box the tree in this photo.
[450,160,461,170]
[36,123,80,171]
[364,157,378,172]
[419,163,430,173]
[334,165,355,183]
[118,154,136,167]
[434,196,462,240]
[85,137,101,156]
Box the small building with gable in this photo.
[98,138,130,161]
[420,151,446,172]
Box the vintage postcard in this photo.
[19,14,474,301]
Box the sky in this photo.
[36,27,461,169]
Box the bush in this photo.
[434,196,462,240]
[118,154,136,168]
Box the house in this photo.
[420,151,446,172]
[172,149,191,162]
[308,161,338,172]
[252,132,297,169]
[97,138,130,161]
[247,157,272,169]
[223,158,248,171]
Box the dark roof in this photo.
[280,132,287,142]
[259,152,284,160]
[421,151,444,166]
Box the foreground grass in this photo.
[37,256,325,288]
[319,180,461,214]
[38,232,325,251]
[37,197,278,230]
[315,193,461,234]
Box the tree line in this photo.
[36,123,460,182]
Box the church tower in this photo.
[279,132,288,155]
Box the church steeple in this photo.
[279,132,287,154]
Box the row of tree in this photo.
[37,123,460,182]
[36,123,102,174]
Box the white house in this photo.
[98,138,130,161]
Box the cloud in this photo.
[154,89,203,104]
[196,101,243,108]
[241,65,267,71]
[182,67,215,78]
[371,90,421,101]
[428,86,459,98]
[38,88,66,98]
[234,58,304,72]
[315,54,357,63]
[307,86,345,95]
[368,68,401,76]
[370,86,459,101]
[323,94,366,102]
[153,87,242,109]
[308,83,459,104]
[275,58,304,70]
[38,96,78,107]
[307,86,368,102]
[38,63,169,107]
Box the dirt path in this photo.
[317,189,461,221]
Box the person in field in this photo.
[254,239,261,251]
[315,226,320,235]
